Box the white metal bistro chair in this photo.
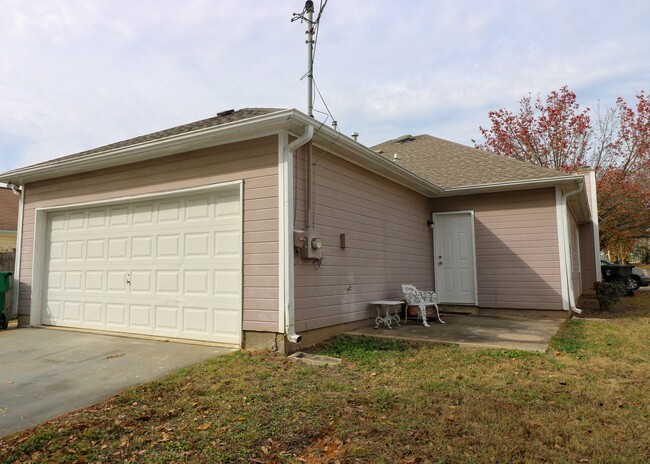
[401,284,445,327]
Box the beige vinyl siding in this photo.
[432,188,563,310]
[579,223,597,290]
[293,147,433,332]
[18,136,279,332]
[568,210,582,298]
[578,169,599,289]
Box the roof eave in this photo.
[299,116,444,197]
[0,109,444,197]
[440,175,592,222]
[437,176,581,196]
[0,109,301,185]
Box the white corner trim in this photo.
[30,209,47,326]
[588,170,602,281]
[277,130,288,334]
[555,186,570,311]
[238,181,244,337]
[12,190,24,317]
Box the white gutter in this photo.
[439,176,581,196]
[281,124,314,344]
[7,182,23,319]
[560,180,585,314]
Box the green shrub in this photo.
[593,281,627,310]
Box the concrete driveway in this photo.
[0,328,234,437]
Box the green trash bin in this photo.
[0,271,12,330]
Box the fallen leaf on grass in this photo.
[196,423,211,431]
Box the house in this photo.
[0,108,600,352]
[0,186,19,252]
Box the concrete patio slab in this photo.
[0,327,234,437]
[345,314,564,352]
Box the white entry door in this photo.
[41,186,242,345]
[433,212,477,305]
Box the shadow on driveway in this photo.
[0,328,234,437]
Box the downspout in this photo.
[7,182,23,319]
[283,125,314,343]
[561,180,584,314]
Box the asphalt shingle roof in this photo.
[23,108,284,170]
[372,134,570,189]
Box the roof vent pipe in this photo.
[351,132,359,141]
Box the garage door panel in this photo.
[157,235,181,258]
[184,270,209,295]
[185,233,210,257]
[83,302,103,324]
[214,271,241,295]
[42,187,243,344]
[156,270,180,294]
[130,271,153,294]
[63,301,82,322]
[85,271,104,292]
[86,239,105,259]
[88,209,107,228]
[106,303,126,326]
[131,237,153,259]
[109,207,129,227]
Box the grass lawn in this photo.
[1,295,649,463]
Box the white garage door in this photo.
[42,187,242,345]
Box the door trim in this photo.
[432,210,478,306]
[31,181,244,330]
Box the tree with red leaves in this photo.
[476,87,650,259]
[476,86,591,172]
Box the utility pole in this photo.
[305,1,314,118]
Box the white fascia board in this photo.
[438,176,580,196]
[0,109,300,185]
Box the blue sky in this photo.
[0,0,648,173]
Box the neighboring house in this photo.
[0,186,19,251]
[0,108,600,352]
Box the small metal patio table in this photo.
[370,300,404,329]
